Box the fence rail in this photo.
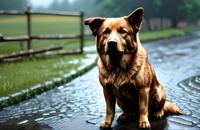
[0,34,81,42]
[0,10,81,16]
[0,6,84,61]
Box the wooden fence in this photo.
[0,6,84,62]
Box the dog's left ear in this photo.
[125,7,144,32]
[84,17,105,36]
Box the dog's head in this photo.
[84,7,144,65]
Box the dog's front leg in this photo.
[138,87,151,128]
[100,88,116,129]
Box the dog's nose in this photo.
[107,38,117,49]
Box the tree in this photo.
[180,0,200,22]
[96,0,140,17]
[0,0,28,10]
[96,0,162,17]
[48,0,71,11]
[158,0,184,27]
[96,0,200,27]
[47,0,200,26]
[48,0,97,17]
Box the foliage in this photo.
[48,0,97,17]
[0,0,28,10]
[96,0,200,25]
[1,0,200,23]
[1,0,200,24]
[180,0,200,22]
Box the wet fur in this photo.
[84,7,182,129]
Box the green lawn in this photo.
[140,28,185,41]
[0,15,189,96]
[0,55,81,96]
[0,15,81,54]
[0,15,93,96]
[0,40,95,96]
[0,15,80,36]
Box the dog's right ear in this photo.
[125,7,144,32]
[84,17,105,36]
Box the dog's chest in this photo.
[111,83,138,99]
[102,69,139,97]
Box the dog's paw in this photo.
[100,121,111,130]
[154,110,164,119]
[117,113,128,122]
[139,120,151,128]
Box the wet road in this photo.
[0,33,200,130]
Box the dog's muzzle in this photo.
[105,39,124,55]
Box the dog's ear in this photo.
[125,7,144,32]
[84,17,105,36]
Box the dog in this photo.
[84,7,182,129]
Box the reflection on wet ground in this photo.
[0,33,200,130]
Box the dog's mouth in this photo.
[105,50,124,56]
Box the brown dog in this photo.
[84,7,182,129]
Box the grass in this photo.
[0,16,26,36]
[0,40,95,96]
[140,28,185,41]
[0,15,193,96]
[0,15,80,36]
[0,15,80,55]
[0,15,94,96]
[0,55,81,96]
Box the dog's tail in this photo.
[163,101,183,115]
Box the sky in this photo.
[30,0,74,7]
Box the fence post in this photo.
[80,10,84,53]
[26,6,32,50]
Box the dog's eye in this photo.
[103,28,111,35]
[118,28,127,34]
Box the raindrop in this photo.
[35,117,44,122]
[60,109,66,113]
[43,113,50,116]
[18,120,29,125]
[49,111,56,114]
[58,114,65,118]
[66,114,73,118]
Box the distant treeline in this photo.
[95,0,200,27]
[1,0,200,28]
[0,0,27,10]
